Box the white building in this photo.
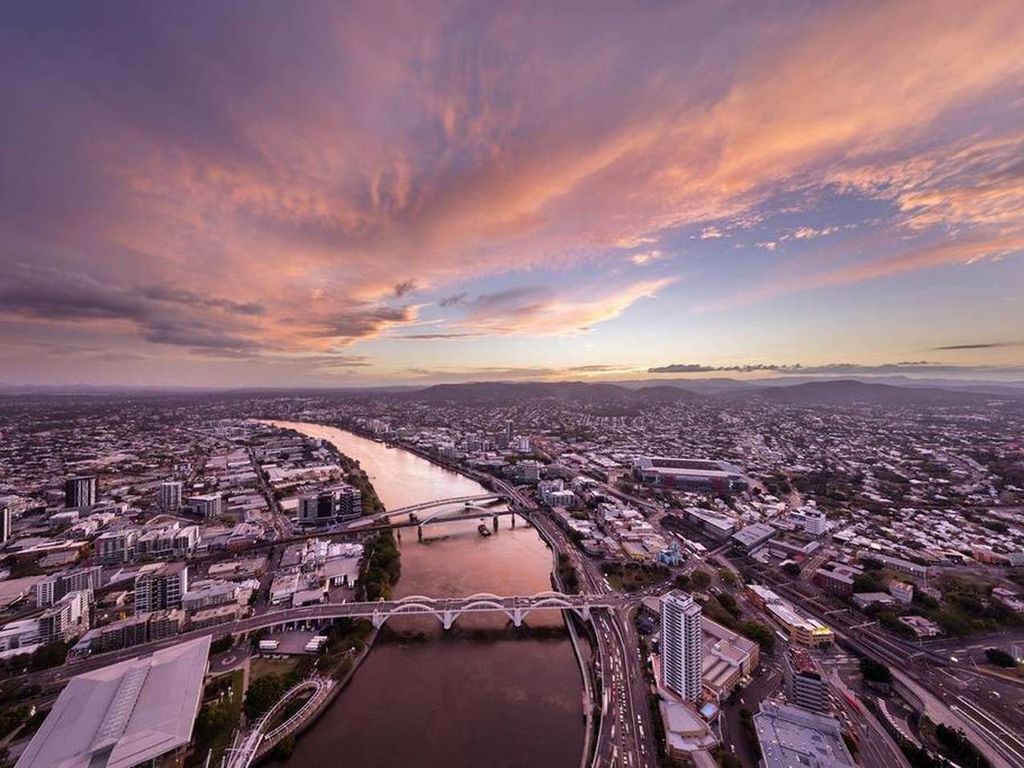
[662,590,703,702]
[159,481,183,511]
[790,507,828,536]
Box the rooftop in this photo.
[16,636,210,768]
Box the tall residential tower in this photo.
[661,590,704,702]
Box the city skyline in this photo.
[2,1,1023,387]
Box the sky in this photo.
[1,0,1023,388]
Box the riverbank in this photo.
[252,423,395,763]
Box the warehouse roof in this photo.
[16,636,210,768]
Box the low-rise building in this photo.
[753,701,856,768]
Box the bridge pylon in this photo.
[442,610,456,630]
[512,607,524,627]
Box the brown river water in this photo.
[265,421,584,768]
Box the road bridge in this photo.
[345,493,504,528]
[48,592,631,688]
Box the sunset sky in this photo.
[2,1,1023,387]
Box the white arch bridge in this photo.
[364,591,628,630]
[233,592,630,635]
[344,493,505,529]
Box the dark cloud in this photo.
[931,342,1022,351]
[393,279,418,298]
[0,263,263,356]
[438,292,468,307]
[316,305,415,340]
[139,286,264,316]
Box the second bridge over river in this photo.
[251,591,632,632]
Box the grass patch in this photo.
[250,656,301,682]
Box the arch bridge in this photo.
[244,591,629,635]
[344,493,504,529]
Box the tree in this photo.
[719,568,738,587]
[782,562,801,577]
[691,569,712,591]
[860,657,892,685]
[673,573,691,590]
[985,648,1017,668]
[739,621,776,652]
[243,675,287,720]
[852,571,885,593]
[28,641,68,671]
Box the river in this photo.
[265,421,585,768]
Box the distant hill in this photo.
[735,379,1000,406]
[408,380,703,404]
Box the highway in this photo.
[512,481,657,768]
[828,670,910,768]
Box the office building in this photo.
[186,492,222,518]
[661,590,704,702]
[35,566,102,607]
[134,562,188,614]
[297,483,362,524]
[753,701,856,768]
[783,650,830,714]
[813,562,863,598]
[702,618,759,701]
[16,636,210,768]
[64,475,97,509]
[159,480,183,511]
[790,507,828,536]
[748,585,834,647]
[95,529,139,564]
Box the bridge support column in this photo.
[417,526,423,542]
[511,514,516,528]
[372,612,385,629]
[580,605,591,622]
[512,608,524,627]
[442,610,455,630]
[493,515,499,532]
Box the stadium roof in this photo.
[16,636,210,768]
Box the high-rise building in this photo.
[159,481,183,511]
[134,562,189,615]
[64,475,98,509]
[661,590,704,702]
[0,504,10,545]
[35,566,103,607]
